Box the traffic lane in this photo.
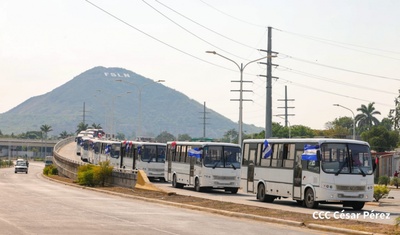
[0,167,332,235]
[152,182,398,225]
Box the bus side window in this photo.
[271,144,283,168]
[260,142,271,167]
[283,144,295,168]
[242,143,249,166]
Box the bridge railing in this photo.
[53,137,137,188]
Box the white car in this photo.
[15,161,28,174]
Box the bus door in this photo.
[247,161,255,192]
[189,156,195,185]
[246,144,257,193]
[293,151,303,199]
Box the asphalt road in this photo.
[0,161,338,235]
[153,180,400,225]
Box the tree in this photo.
[360,126,399,152]
[325,117,354,138]
[389,90,400,130]
[178,134,192,141]
[91,123,102,129]
[59,131,70,139]
[355,102,381,132]
[40,124,53,140]
[76,122,89,134]
[221,129,238,143]
[155,131,175,143]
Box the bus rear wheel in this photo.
[257,184,274,202]
[172,174,183,188]
[304,188,319,209]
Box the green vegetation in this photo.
[77,161,113,187]
[373,185,390,202]
[378,175,390,186]
[391,177,400,189]
[43,164,58,175]
[0,159,13,167]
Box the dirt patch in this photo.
[48,175,400,234]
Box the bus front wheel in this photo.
[348,201,365,210]
[194,178,202,192]
[304,188,319,209]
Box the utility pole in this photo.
[276,86,295,127]
[83,102,86,125]
[200,102,210,139]
[259,26,279,138]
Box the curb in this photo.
[42,174,386,235]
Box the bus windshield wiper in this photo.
[212,160,221,169]
[357,166,366,177]
[230,163,236,170]
[335,161,347,176]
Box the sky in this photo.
[1,0,399,131]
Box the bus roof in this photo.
[243,138,369,146]
[166,141,240,148]
[122,140,166,146]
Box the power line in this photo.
[276,78,393,108]
[280,53,400,82]
[276,65,398,95]
[198,0,267,28]
[84,0,234,72]
[155,0,258,50]
[142,0,249,61]
[273,27,400,57]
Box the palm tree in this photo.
[40,124,53,158]
[76,122,89,134]
[91,123,102,129]
[40,124,53,140]
[59,131,70,139]
[355,102,381,131]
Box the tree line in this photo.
[1,91,400,152]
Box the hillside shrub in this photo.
[0,159,13,167]
[93,160,114,187]
[43,165,58,176]
[373,185,390,202]
[77,164,96,187]
[77,161,114,187]
[378,175,390,186]
[391,177,400,189]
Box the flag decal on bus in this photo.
[262,140,272,159]
[105,144,111,154]
[188,148,202,158]
[301,144,319,161]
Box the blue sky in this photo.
[1,0,399,130]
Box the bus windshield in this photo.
[320,143,373,175]
[141,145,166,163]
[203,146,241,169]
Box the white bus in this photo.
[75,131,86,156]
[165,141,241,193]
[87,138,122,168]
[121,141,166,181]
[241,138,375,210]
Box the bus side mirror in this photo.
[373,160,377,172]
[316,150,321,160]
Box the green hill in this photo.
[0,66,262,138]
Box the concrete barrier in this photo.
[53,137,137,188]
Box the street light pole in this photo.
[116,79,165,138]
[333,104,356,140]
[206,51,276,145]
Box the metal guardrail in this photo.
[53,137,137,187]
